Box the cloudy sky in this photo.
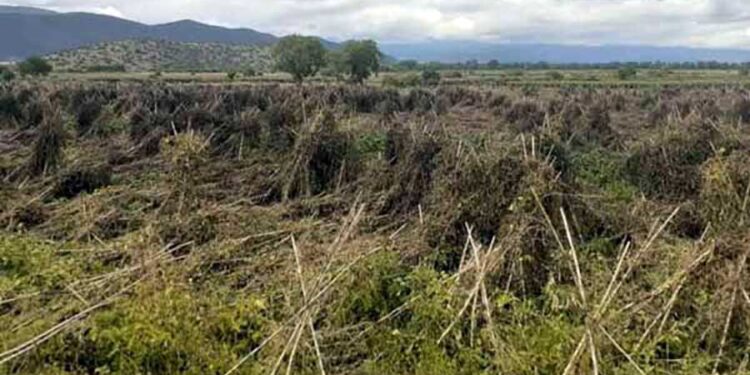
[5,0,750,47]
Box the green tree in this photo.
[273,35,326,83]
[19,56,52,77]
[337,40,381,84]
[322,50,347,80]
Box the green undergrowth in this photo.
[571,148,638,201]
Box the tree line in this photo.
[391,59,750,71]
[273,36,380,83]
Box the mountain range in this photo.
[0,5,278,61]
[3,4,750,64]
[379,40,750,64]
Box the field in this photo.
[1,76,750,374]
[45,68,750,88]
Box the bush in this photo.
[243,67,258,77]
[162,131,209,208]
[159,211,218,247]
[0,93,21,124]
[52,165,112,199]
[571,149,636,201]
[616,67,637,80]
[0,66,15,82]
[85,64,126,73]
[625,129,715,201]
[504,99,545,132]
[380,131,442,215]
[732,96,750,124]
[41,288,266,375]
[28,106,66,175]
[226,71,238,81]
[699,151,750,230]
[546,71,564,80]
[18,56,53,77]
[421,69,441,86]
[442,71,463,79]
[278,111,357,200]
[382,74,421,88]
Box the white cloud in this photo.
[4,0,750,47]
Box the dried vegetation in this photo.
[1,81,750,374]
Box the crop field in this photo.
[47,69,750,88]
[1,80,750,374]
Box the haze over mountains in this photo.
[3,4,750,64]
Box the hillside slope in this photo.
[0,7,278,60]
[47,39,273,72]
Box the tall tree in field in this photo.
[273,35,326,83]
[338,40,380,84]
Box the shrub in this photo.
[421,69,441,86]
[161,131,209,209]
[0,66,15,82]
[442,71,463,79]
[699,151,750,230]
[52,165,112,199]
[40,288,266,374]
[616,67,637,80]
[243,67,258,77]
[546,71,564,80]
[18,56,53,77]
[505,99,545,132]
[571,148,636,201]
[85,64,126,73]
[380,131,442,215]
[427,153,526,252]
[626,128,715,201]
[226,71,238,81]
[159,211,218,247]
[0,92,21,124]
[731,96,750,124]
[279,111,356,200]
[28,106,66,175]
[71,97,104,135]
[382,74,420,88]
[262,102,300,151]
[91,104,128,137]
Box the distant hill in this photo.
[0,6,279,61]
[381,41,750,64]
[46,39,272,72]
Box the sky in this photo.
[5,0,750,47]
